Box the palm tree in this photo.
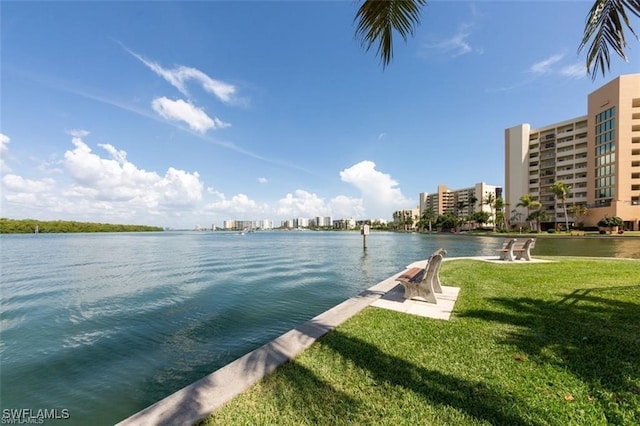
[528,209,550,234]
[436,212,459,232]
[579,0,640,79]
[567,203,590,229]
[483,193,496,231]
[516,194,542,231]
[419,207,436,232]
[471,210,490,229]
[509,209,522,231]
[469,195,478,211]
[404,212,414,231]
[494,196,506,231]
[355,0,426,69]
[550,181,571,232]
[455,201,467,229]
[354,0,639,77]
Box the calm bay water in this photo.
[1,231,639,425]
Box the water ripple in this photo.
[1,231,637,425]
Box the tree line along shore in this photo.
[0,218,163,234]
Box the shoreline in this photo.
[116,265,407,425]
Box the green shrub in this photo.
[597,215,624,228]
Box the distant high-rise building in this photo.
[313,216,333,227]
[419,182,502,223]
[257,219,273,230]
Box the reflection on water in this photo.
[385,233,640,260]
[525,236,640,259]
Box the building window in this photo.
[594,106,616,206]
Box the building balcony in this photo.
[575,142,588,149]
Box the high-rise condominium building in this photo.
[419,183,502,219]
[505,74,640,231]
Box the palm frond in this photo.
[354,0,427,69]
[578,0,640,79]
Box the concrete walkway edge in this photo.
[116,270,406,426]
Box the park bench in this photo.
[513,238,536,261]
[496,238,517,261]
[396,248,447,303]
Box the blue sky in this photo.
[1,1,638,228]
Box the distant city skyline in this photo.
[2,2,637,228]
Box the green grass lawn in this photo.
[200,258,640,425]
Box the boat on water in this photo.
[238,227,254,235]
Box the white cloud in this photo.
[340,161,413,217]
[488,53,585,92]
[158,168,204,206]
[62,132,203,207]
[276,190,331,218]
[421,23,480,58]
[151,97,230,133]
[0,133,10,172]
[275,190,365,219]
[127,49,237,103]
[2,174,56,193]
[68,129,90,138]
[560,63,587,79]
[328,195,365,219]
[1,131,397,228]
[204,192,266,215]
[529,54,564,74]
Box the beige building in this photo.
[505,74,640,230]
[392,208,420,231]
[419,183,502,222]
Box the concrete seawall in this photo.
[117,270,406,425]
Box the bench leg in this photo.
[400,283,437,304]
[432,276,443,293]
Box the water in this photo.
[1,231,639,425]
